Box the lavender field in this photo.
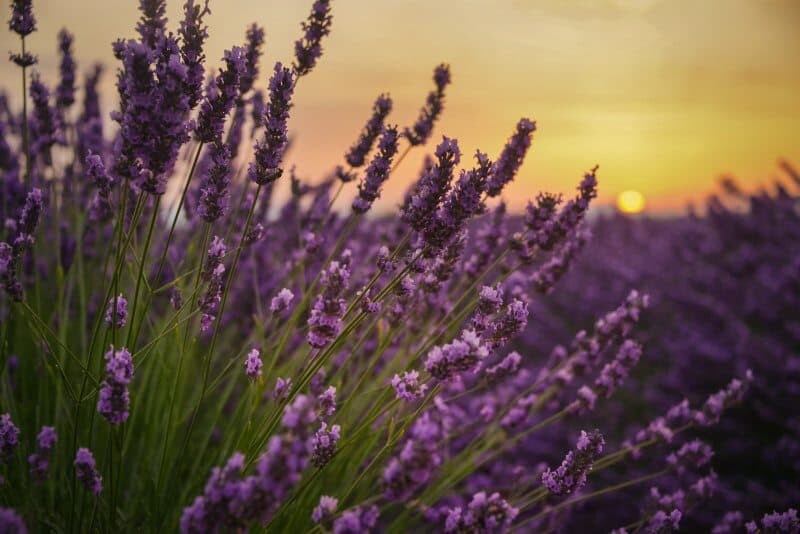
[0,0,798,532]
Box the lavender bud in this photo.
[405,64,450,146]
[97,346,134,425]
[542,429,605,496]
[104,293,128,328]
[293,0,332,77]
[249,63,294,185]
[8,0,36,37]
[352,125,400,214]
[244,348,263,381]
[74,447,102,495]
[312,495,338,524]
[0,413,20,462]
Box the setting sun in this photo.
[617,190,646,214]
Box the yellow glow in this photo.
[617,190,646,214]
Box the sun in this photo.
[617,190,646,214]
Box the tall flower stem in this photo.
[20,37,31,186]
[172,183,263,486]
[130,142,205,350]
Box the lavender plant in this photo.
[0,1,789,533]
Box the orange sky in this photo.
[2,0,799,214]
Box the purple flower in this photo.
[104,293,128,328]
[112,35,192,194]
[531,226,590,292]
[332,505,379,534]
[352,125,400,214]
[424,150,493,250]
[293,0,333,77]
[196,47,245,143]
[56,29,76,109]
[383,412,442,500]
[197,141,232,222]
[312,495,338,524]
[179,0,211,109]
[270,288,294,314]
[249,62,294,185]
[666,440,714,475]
[244,348,263,381]
[753,509,799,533]
[401,136,460,232]
[77,65,104,157]
[240,24,265,96]
[8,0,36,37]
[74,447,102,495]
[542,429,605,496]
[575,339,642,412]
[0,507,26,533]
[392,370,428,401]
[0,413,20,462]
[274,377,292,400]
[485,351,522,382]
[444,491,519,533]
[28,425,56,481]
[405,64,450,146]
[199,237,227,332]
[486,118,536,197]
[308,258,350,348]
[647,509,682,533]
[29,73,63,165]
[97,345,134,425]
[316,386,337,418]
[694,370,753,426]
[343,93,393,169]
[136,0,167,49]
[525,192,563,250]
[712,511,744,534]
[425,329,490,382]
[310,422,340,467]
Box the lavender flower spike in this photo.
[244,348,263,381]
[332,505,379,534]
[97,346,134,425]
[308,256,351,348]
[195,47,245,143]
[405,64,451,146]
[249,62,294,185]
[486,117,536,197]
[9,0,36,37]
[240,24,265,96]
[310,422,341,467]
[56,29,76,109]
[104,293,128,328]
[28,425,57,481]
[542,429,605,495]
[312,495,338,524]
[0,413,20,462]
[137,0,167,49]
[293,0,333,77]
[75,447,102,495]
[270,288,294,314]
[179,0,211,109]
[197,141,232,222]
[352,125,400,214]
[345,93,393,169]
[392,370,428,401]
[0,507,26,533]
[444,491,519,533]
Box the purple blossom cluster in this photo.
[0,1,795,531]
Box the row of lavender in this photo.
[0,0,796,532]
[515,166,800,531]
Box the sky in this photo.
[2,0,799,214]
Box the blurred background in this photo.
[3,0,798,215]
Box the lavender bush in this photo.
[0,1,795,532]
